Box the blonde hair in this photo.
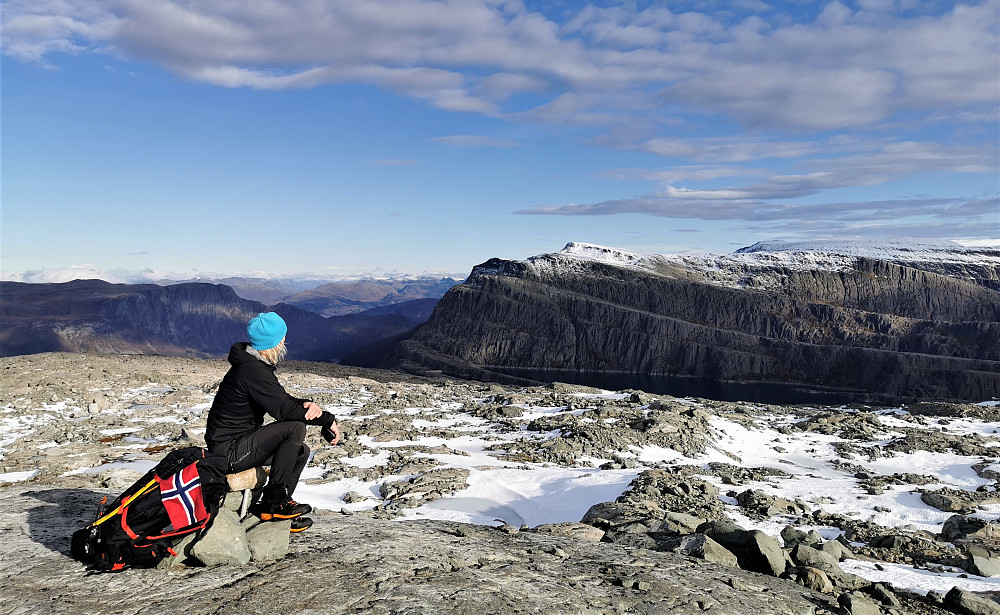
[257,339,287,365]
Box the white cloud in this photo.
[667,65,897,130]
[2,0,995,132]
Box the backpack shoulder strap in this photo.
[90,477,158,528]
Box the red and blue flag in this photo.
[156,462,209,530]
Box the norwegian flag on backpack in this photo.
[156,462,210,529]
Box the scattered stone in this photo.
[531,522,605,543]
[99,468,145,491]
[944,515,1000,543]
[378,467,470,512]
[697,518,745,537]
[792,566,834,594]
[735,489,809,519]
[663,511,705,535]
[837,591,883,615]
[155,532,199,569]
[781,525,825,549]
[865,583,901,608]
[343,491,372,504]
[922,490,976,513]
[820,539,855,562]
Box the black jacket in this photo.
[206,343,335,453]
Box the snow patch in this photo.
[0,470,39,483]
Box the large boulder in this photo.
[790,544,840,576]
[944,515,1000,542]
[669,533,739,568]
[792,566,833,594]
[245,518,292,562]
[190,509,252,566]
[921,490,974,513]
[580,501,648,529]
[966,547,1000,578]
[712,529,788,577]
[820,539,854,562]
[944,587,1000,615]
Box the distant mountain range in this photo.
[280,278,461,317]
[0,280,438,362]
[3,269,462,314]
[370,241,1000,404]
[5,241,998,404]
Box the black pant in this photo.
[222,422,310,495]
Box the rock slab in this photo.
[3,483,843,615]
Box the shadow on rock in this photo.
[24,488,107,556]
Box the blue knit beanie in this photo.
[247,312,287,351]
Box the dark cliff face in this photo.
[388,249,1000,403]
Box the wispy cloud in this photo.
[527,138,998,235]
[623,142,999,200]
[430,135,519,148]
[374,159,419,166]
[517,194,998,237]
[598,166,771,182]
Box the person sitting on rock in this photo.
[206,312,341,522]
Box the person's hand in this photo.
[322,421,342,445]
[303,401,322,420]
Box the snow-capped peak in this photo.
[735,238,1000,267]
[557,242,657,267]
[522,239,1000,290]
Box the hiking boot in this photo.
[290,516,313,533]
[250,484,312,521]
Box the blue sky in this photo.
[2,0,998,279]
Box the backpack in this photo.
[71,446,228,572]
